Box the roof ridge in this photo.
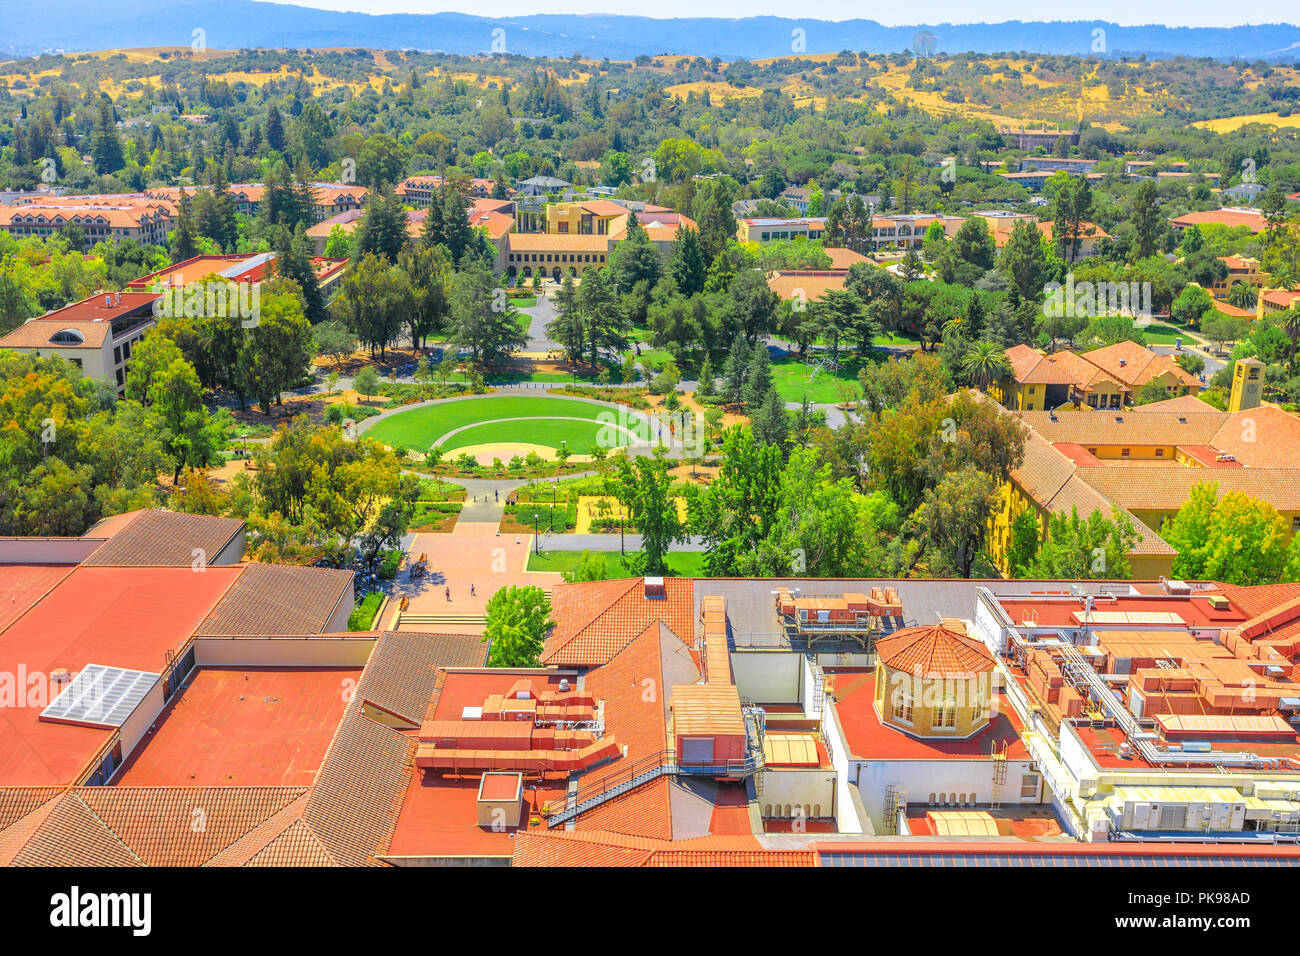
[61,791,148,866]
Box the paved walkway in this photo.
[384,519,561,634]
[519,293,562,353]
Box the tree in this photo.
[354,366,380,403]
[149,354,220,483]
[265,103,286,152]
[1130,178,1163,261]
[357,132,408,188]
[330,253,412,359]
[669,225,707,296]
[1163,483,1292,585]
[998,219,1053,302]
[314,319,357,367]
[483,585,554,667]
[561,549,611,582]
[1227,281,1258,311]
[398,244,451,349]
[355,184,410,262]
[611,449,686,575]
[357,497,414,571]
[1171,285,1214,327]
[688,427,784,575]
[448,263,526,366]
[959,340,1012,390]
[1019,507,1138,579]
[274,225,327,323]
[91,98,125,174]
[909,466,998,577]
[239,281,314,413]
[1051,174,1092,263]
[937,216,996,286]
[750,386,789,449]
[170,187,200,264]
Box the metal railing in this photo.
[541,748,766,827]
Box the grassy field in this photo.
[526,549,708,577]
[365,395,645,451]
[440,418,616,453]
[771,355,865,403]
[1139,322,1193,346]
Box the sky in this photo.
[259,0,1295,28]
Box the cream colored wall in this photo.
[193,636,376,667]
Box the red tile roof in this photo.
[544,577,696,666]
[511,830,818,867]
[83,510,244,566]
[874,624,995,677]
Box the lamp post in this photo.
[532,512,540,554]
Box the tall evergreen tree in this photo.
[670,225,706,296]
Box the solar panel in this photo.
[39,664,160,728]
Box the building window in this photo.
[1020,773,1040,799]
[933,701,957,730]
[1120,448,1131,458]
[1154,448,1164,458]
[891,688,913,725]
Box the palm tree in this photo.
[1227,281,1258,311]
[1282,305,1300,374]
[960,340,1012,391]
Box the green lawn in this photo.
[1141,322,1193,345]
[440,418,620,454]
[510,295,539,308]
[365,395,647,451]
[770,354,865,404]
[873,330,924,347]
[526,549,709,577]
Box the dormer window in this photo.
[49,329,85,345]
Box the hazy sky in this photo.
[260,0,1293,28]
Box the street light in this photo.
[532,512,540,554]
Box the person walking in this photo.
[444,586,451,601]
[470,584,476,597]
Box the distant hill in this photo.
[2,3,1299,62]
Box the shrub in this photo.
[348,592,383,631]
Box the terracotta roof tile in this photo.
[244,818,339,866]
[0,792,142,866]
[301,711,414,866]
[512,830,817,867]
[76,786,307,867]
[1005,344,1077,385]
[354,631,486,725]
[874,624,995,677]
[544,577,695,667]
[1078,468,1300,512]
[83,510,244,566]
[195,563,353,636]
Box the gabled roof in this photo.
[874,624,995,677]
[0,787,308,866]
[544,577,695,667]
[1080,341,1200,390]
[1005,344,1077,385]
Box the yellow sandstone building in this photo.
[986,382,1300,579]
[873,624,995,739]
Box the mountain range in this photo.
[2,2,1299,61]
